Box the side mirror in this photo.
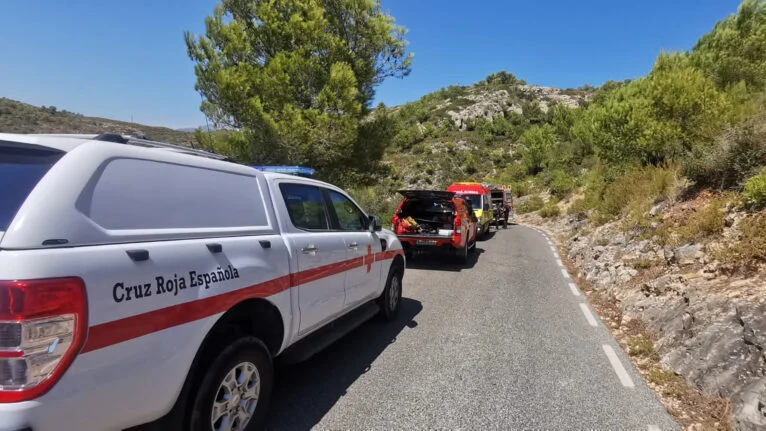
[369,215,382,232]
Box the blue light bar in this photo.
[251,165,315,177]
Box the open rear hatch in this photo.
[395,190,457,237]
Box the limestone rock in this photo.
[672,244,704,266]
[733,377,766,430]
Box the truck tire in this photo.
[376,263,403,321]
[189,337,273,431]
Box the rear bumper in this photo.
[0,402,37,431]
[398,236,461,253]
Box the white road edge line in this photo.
[561,268,569,278]
[647,426,661,431]
[557,260,564,268]
[602,345,636,388]
[579,303,598,327]
[568,282,580,296]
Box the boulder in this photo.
[649,201,670,216]
[641,274,686,297]
[733,377,766,431]
[672,244,704,266]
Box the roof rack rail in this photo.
[91,134,232,161]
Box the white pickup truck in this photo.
[0,133,405,431]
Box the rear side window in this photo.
[83,159,268,230]
[0,143,63,231]
[279,183,329,231]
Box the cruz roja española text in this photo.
[112,265,241,303]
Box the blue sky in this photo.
[0,0,742,129]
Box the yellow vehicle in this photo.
[447,182,494,237]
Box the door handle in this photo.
[348,242,359,249]
[126,249,149,262]
[302,246,318,254]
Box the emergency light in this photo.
[251,165,315,177]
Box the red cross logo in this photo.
[364,245,374,273]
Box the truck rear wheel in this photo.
[189,337,273,431]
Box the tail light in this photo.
[0,278,87,402]
[454,214,462,235]
[391,216,400,233]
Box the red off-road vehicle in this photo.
[391,190,478,263]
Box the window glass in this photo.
[279,183,329,230]
[87,159,268,229]
[0,143,63,231]
[328,190,367,230]
[458,194,482,211]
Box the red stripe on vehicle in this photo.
[290,256,363,285]
[81,250,403,353]
[376,250,405,261]
[82,275,292,353]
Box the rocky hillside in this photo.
[0,97,195,146]
[380,73,592,191]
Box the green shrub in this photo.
[683,119,766,190]
[411,143,428,155]
[628,337,655,357]
[510,181,531,197]
[491,150,508,166]
[464,153,478,174]
[743,169,766,210]
[517,196,544,214]
[347,186,399,222]
[539,201,561,218]
[394,124,424,149]
[421,121,436,138]
[500,163,528,183]
[567,198,590,215]
[549,169,577,198]
[585,165,679,225]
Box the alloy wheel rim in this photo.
[211,361,260,431]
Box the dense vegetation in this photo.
[561,0,766,216]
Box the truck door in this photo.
[278,183,347,334]
[325,189,382,309]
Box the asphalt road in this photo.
[266,224,678,430]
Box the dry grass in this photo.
[630,258,664,270]
[656,192,730,246]
[716,211,766,270]
[539,201,561,218]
